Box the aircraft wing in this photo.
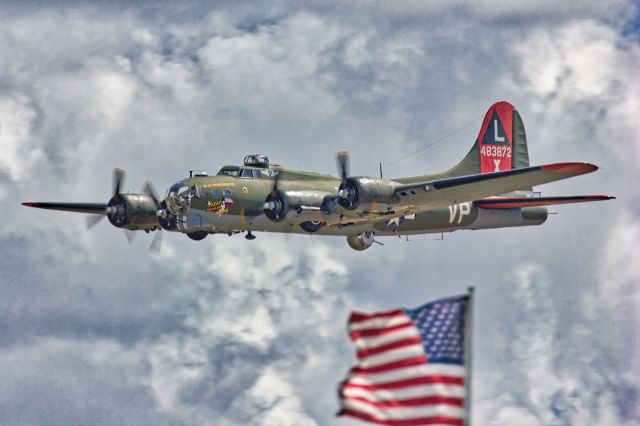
[392,162,600,212]
[21,202,108,214]
[475,194,615,209]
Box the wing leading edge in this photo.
[22,202,108,214]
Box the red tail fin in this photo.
[444,101,529,179]
[476,101,515,174]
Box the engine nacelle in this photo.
[338,177,398,212]
[265,190,335,224]
[347,231,375,251]
[107,193,159,231]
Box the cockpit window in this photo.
[217,166,240,177]
[240,168,261,179]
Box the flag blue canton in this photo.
[405,296,468,365]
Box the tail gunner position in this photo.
[23,101,614,251]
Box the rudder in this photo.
[447,101,530,177]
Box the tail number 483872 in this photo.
[480,146,511,157]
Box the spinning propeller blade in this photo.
[124,229,137,244]
[142,181,161,208]
[142,180,165,254]
[113,167,126,196]
[335,150,358,208]
[336,150,350,184]
[149,230,163,255]
[86,214,105,230]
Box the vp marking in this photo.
[494,159,501,171]
[449,202,471,224]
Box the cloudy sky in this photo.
[1,1,638,424]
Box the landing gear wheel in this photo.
[300,221,325,233]
[186,231,208,241]
[245,231,256,240]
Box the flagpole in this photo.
[465,286,475,426]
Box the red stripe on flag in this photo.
[350,309,405,323]
[356,336,423,359]
[344,375,465,390]
[349,322,415,339]
[351,356,427,375]
[342,395,464,408]
[338,409,464,426]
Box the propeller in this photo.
[84,167,128,230]
[113,167,125,196]
[335,151,358,209]
[124,229,138,244]
[149,230,163,254]
[142,180,167,254]
[142,180,160,208]
[86,214,105,230]
[88,170,164,252]
[263,167,286,222]
[336,150,349,184]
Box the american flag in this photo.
[338,295,470,426]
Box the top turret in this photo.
[244,154,270,168]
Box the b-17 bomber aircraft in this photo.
[23,101,614,251]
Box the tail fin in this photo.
[447,101,530,177]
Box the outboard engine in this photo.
[106,193,159,230]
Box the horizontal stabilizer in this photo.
[22,202,108,214]
[476,195,615,209]
[393,162,601,212]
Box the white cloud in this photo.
[197,13,342,121]
[2,3,638,425]
[476,222,639,425]
[140,239,350,425]
[0,93,44,185]
[249,367,317,426]
[510,20,640,168]
[0,337,166,424]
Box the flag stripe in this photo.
[356,344,426,369]
[351,355,427,375]
[349,313,412,331]
[343,395,464,408]
[341,398,465,420]
[350,322,415,339]
[345,374,465,390]
[350,309,405,323]
[341,383,466,401]
[348,364,464,384]
[339,409,464,426]
[357,336,424,359]
[354,326,421,350]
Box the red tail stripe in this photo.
[344,375,465,390]
[350,309,405,323]
[542,162,598,174]
[349,322,414,339]
[343,395,464,408]
[351,356,427,375]
[338,409,464,426]
[357,337,424,359]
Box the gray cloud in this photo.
[1,2,638,425]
